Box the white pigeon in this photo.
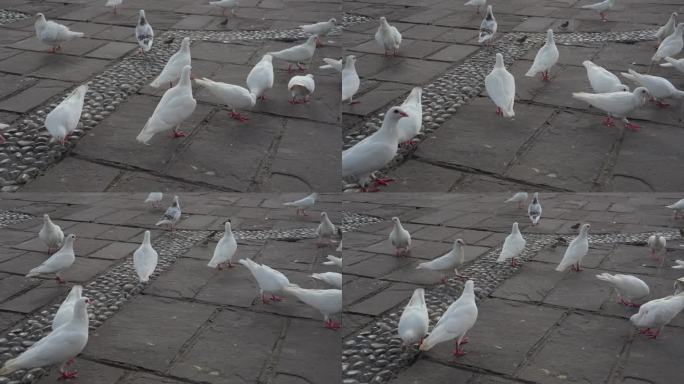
[464,0,486,14]
[105,0,123,14]
[505,192,528,209]
[398,288,429,346]
[39,213,64,254]
[572,87,649,131]
[630,292,684,339]
[269,36,317,72]
[375,17,402,56]
[497,223,526,266]
[420,280,478,356]
[209,0,239,16]
[52,285,82,330]
[478,6,497,45]
[416,239,466,282]
[342,106,409,190]
[0,298,89,380]
[45,84,87,145]
[311,272,342,288]
[583,60,629,93]
[660,57,684,74]
[596,273,650,307]
[389,217,411,256]
[527,192,542,225]
[323,255,342,268]
[581,0,616,22]
[156,195,181,229]
[300,18,337,45]
[208,221,237,270]
[525,29,559,81]
[34,13,84,53]
[133,230,158,283]
[194,77,255,122]
[135,10,154,53]
[647,235,666,260]
[144,192,163,208]
[666,198,684,219]
[239,258,290,303]
[26,234,76,284]
[283,285,342,329]
[485,53,515,118]
[396,87,423,145]
[621,69,684,107]
[149,37,192,88]
[319,57,343,71]
[673,260,684,269]
[138,65,196,144]
[656,12,678,43]
[556,224,590,272]
[315,212,336,247]
[246,54,274,102]
[288,74,315,104]
[652,23,684,63]
[342,55,360,104]
[283,192,317,216]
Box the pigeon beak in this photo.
[399,111,409,117]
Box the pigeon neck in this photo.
[143,232,151,245]
[62,238,75,253]
[343,59,356,71]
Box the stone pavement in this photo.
[341,192,684,383]
[0,192,345,384]
[342,0,684,192]
[0,0,343,193]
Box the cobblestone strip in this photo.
[211,212,384,241]
[342,28,658,190]
[0,210,34,228]
[0,10,29,25]
[0,13,371,191]
[342,229,680,384]
[0,229,211,384]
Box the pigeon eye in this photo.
[393,110,398,114]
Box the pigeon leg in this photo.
[58,368,78,380]
[602,116,615,127]
[510,258,518,267]
[113,5,117,14]
[452,340,466,357]
[496,107,503,116]
[600,12,607,22]
[349,98,360,105]
[270,294,283,302]
[574,262,583,272]
[172,127,187,138]
[324,318,341,330]
[441,275,448,284]
[287,64,294,73]
[638,327,652,334]
[261,294,270,304]
[257,94,267,101]
[56,275,66,285]
[228,261,234,268]
[372,177,394,187]
[297,63,307,71]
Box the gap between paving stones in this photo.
[0,209,381,383]
[342,229,680,384]
[342,28,658,191]
[0,14,372,191]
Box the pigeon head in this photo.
[224,221,232,232]
[262,54,272,62]
[179,65,192,83]
[43,213,51,221]
[455,238,465,247]
[388,106,409,119]
[180,37,191,49]
[512,222,519,232]
[321,212,328,218]
[306,35,318,44]
[391,217,400,224]
[580,223,591,234]
[677,23,684,31]
[633,87,649,100]
[486,5,493,18]
[143,230,151,242]
[346,55,357,64]
[329,18,337,24]
[617,84,629,92]
[35,13,46,21]
[674,278,684,295]
[546,29,554,41]
[463,280,475,293]
[139,10,147,25]
[68,285,83,300]
[494,53,505,68]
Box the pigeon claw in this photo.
[270,294,283,302]
[324,319,341,330]
[58,370,78,380]
[655,100,670,108]
[229,111,249,122]
[495,107,503,116]
[452,347,466,357]
[373,177,394,187]
[257,95,267,101]
[624,122,640,132]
